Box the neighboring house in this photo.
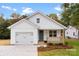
[65,25,79,39]
[8,12,67,45]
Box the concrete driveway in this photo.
[0,45,37,56]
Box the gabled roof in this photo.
[25,12,67,29]
[68,25,79,30]
[8,12,67,29]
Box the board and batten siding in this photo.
[43,30,61,41]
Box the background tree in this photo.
[0,14,10,39]
[0,21,10,39]
[61,3,79,29]
[10,13,28,24]
[48,13,58,20]
[0,14,5,25]
[48,13,65,26]
[61,3,71,26]
[11,13,20,19]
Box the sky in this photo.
[0,3,62,19]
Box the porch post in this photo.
[62,29,65,44]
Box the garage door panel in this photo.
[15,32,33,44]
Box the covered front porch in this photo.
[38,29,65,44]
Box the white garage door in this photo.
[15,32,34,44]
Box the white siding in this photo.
[44,30,49,41]
[57,30,61,37]
[29,14,64,29]
[12,20,35,29]
[43,30,61,41]
[11,29,38,44]
[10,21,38,44]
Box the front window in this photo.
[49,30,53,37]
[53,30,57,37]
[49,30,57,37]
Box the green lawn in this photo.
[38,39,79,56]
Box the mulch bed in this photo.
[38,45,73,52]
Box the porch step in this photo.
[38,42,47,47]
[38,42,46,44]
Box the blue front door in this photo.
[38,30,44,41]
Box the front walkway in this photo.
[0,45,37,56]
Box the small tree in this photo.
[0,21,10,39]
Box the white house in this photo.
[65,26,79,39]
[8,12,67,45]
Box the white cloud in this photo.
[1,5,11,10]
[22,7,34,15]
[13,8,17,11]
[1,5,17,11]
[54,6,62,11]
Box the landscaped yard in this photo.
[38,39,79,56]
[0,39,79,56]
